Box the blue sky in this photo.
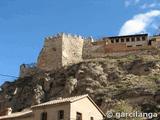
[0,0,160,85]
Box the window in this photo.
[116,39,119,43]
[111,39,114,43]
[136,45,142,47]
[131,37,135,42]
[58,110,64,120]
[127,45,132,47]
[92,42,97,45]
[126,38,130,42]
[142,36,146,41]
[52,48,56,51]
[121,38,124,42]
[90,117,94,120]
[137,37,140,41]
[41,112,47,120]
[76,112,82,120]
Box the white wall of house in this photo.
[11,116,32,120]
[70,98,104,120]
[1,96,104,120]
[32,103,70,120]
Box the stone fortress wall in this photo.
[19,64,38,78]
[37,33,84,72]
[37,34,63,71]
[19,33,160,77]
[62,33,84,67]
[82,34,157,58]
[82,39,108,59]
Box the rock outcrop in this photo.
[0,52,160,119]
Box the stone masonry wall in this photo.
[82,39,154,59]
[104,43,152,53]
[37,33,84,71]
[37,35,62,71]
[151,36,160,48]
[36,33,160,72]
[82,40,107,59]
[62,34,84,66]
[19,64,37,78]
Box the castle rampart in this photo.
[37,33,84,71]
[19,63,37,78]
[37,34,63,71]
[20,33,160,75]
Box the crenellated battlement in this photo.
[45,32,93,41]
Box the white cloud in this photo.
[141,3,159,9]
[119,10,160,35]
[124,0,140,7]
[125,0,131,7]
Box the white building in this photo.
[0,94,105,120]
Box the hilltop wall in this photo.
[20,33,160,76]
[62,34,84,66]
[37,33,84,72]
[19,64,38,78]
[82,40,107,59]
[37,35,62,71]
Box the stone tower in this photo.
[37,33,84,71]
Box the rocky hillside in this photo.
[0,50,160,119]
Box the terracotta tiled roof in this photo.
[32,94,88,108]
[0,110,32,120]
[31,94,106,117]
[0,94,106,119]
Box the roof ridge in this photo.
[31,94,88,109]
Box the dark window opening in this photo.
[137,37,140,41]
[136,45,142,47]
[52,48,56,51]
[116,39,119,43]
[58,110,64,120]
[131,37,135,42]
[92,42,97,45]
[121,38,124,42]
[142,36,146,41]
[111,39,114,43]
[76,112,82,120]
[148,39,156,46]
[127,45,132,47]
[90,117,94,120]
[126,38,130,42]
[148,40,152,46]
[41,112,47,120]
